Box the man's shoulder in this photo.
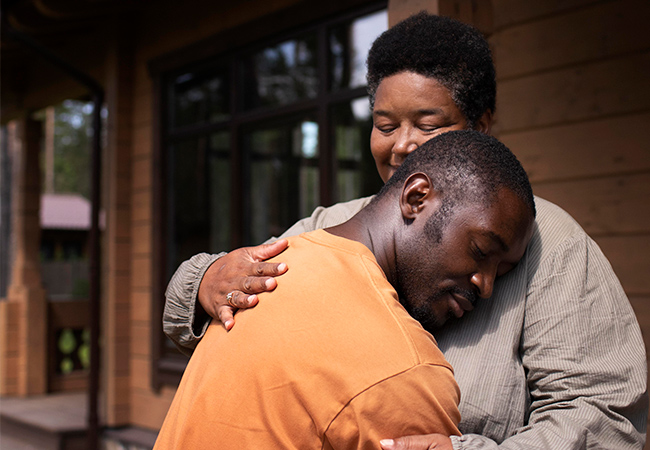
[281,229,376,265]
[271,230,448,368]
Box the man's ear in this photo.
[474,110,493,135]
[399,173,439,220]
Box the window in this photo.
[153,3,387,385]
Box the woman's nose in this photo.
[392,128,419,158]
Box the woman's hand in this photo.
[380,434,453,450]
[197,240,289,330]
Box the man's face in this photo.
[395,187,534,330]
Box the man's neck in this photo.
[324,202,398,286]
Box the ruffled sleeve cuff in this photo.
[163,252,226,355]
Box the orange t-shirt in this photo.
[155,230,460,449]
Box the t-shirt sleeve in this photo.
[323,364,461,450]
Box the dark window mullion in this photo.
[232,97,320,125]
[168,122,229,141]
[317,25,333,207]
[230,60,244,249]
[325,86,368,103]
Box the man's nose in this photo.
[392,128,419,158]
[470,270,496,299]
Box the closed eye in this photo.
[472,244,486,260]
[374,122,397,134]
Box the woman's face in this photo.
[371,71,485,182]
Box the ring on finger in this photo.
[226,292,237,308]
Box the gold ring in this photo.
[226,292,236,308]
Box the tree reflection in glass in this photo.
[245,118,319,244]
[242,36,318,110]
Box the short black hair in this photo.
[379,130,535,219]
[366,12,496,127]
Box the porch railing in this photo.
[43,260,90,392]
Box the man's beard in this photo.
[398,284,479,332]
[400,289,449,331]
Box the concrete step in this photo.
[0,392,87,450]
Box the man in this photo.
[164,13,647,449]
[155,131,536,449]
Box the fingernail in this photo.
[265,278,275,289]
[380,439,394,449]
[248,294,257,304]
[224,320,233,329]
[278,263,287,272]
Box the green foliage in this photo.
[58,328,77,354]
[53,100,93,198]
[72,278,90,299]
[78,328,90,370]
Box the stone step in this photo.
[0,392,87,450]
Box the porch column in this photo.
[102,20,134,426]
[0,117,48,396]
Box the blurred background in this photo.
[1,0,649,448]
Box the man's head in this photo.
[367,12,496,128]
[374,130,535,330]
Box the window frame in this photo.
[150,0,387,389]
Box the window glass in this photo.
[169,132,231,271]
[329,10,388,91]
[244,117,319,245]
[159,4,388,370]
[332,97,382,202]
[172,67,229,127]
[241,34,318,110]
[169,137,210,271]
[208,132,231,252]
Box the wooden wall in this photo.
[490,0,650,429]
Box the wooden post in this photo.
[0,117,48,396]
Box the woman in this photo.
[164,12,647,450]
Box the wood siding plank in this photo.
[130,388,175,431]
[500,113,650,183]
[533,174,650,235]
[492,0,595,28]
[595,235,650,295]
[492,0,650,78]
[495,52,650,132]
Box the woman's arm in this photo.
[380,230,648,450]
[163,196,375,354]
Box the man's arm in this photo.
[324,364,461,450]
[162,196,375,353]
